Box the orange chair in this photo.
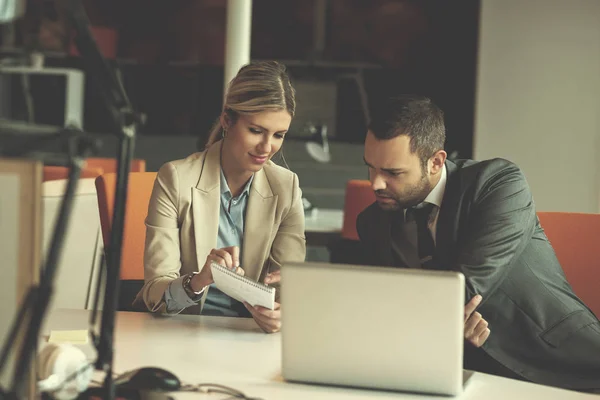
[95,172,157,310]
[43,165,104,182]
[70,26,118,59]
[537,212,600,317]
[85,157,146,173]
[330,180,375,264]
[341,180,376,241]
[43,158,145,182]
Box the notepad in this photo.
[48,330,89,345]
[210,261,275,310]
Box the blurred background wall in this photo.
[1,0,481,210]
[2,0,598,212]
[474,0,600,213]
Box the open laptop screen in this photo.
[281,262,465,396]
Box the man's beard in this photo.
[375,173,432,211]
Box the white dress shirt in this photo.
[404,164,447,245]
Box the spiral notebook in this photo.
[210,261,275,310]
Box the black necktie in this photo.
[406,203,436,266]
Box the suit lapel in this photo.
[431,159,459,271]
[242,167,277,281]
[369,206,394,267]
[388,210,421,268]
[191,142,221,270]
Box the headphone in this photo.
[37,343,93,400]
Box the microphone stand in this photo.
[0,126,100,399]
[64,1,144,399]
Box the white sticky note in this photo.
[48,330,89,345]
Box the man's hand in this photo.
[244,302,281,333]
[192,246,244,291]
[464,295,490,348]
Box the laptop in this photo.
[281,262,465,396]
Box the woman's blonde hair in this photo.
[205,60,296,149]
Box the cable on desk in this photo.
[180,383,264,400]
[39,361,94,393]
[91,370,264,399]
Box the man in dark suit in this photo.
[356,95,600,391]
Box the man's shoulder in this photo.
[452,157,520,174]
[450,157,524,184]
[448,157,529,204]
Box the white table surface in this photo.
[44,309,599,399]
[304,208,344,233]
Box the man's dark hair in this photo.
[368,95,446,166]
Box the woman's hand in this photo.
[244,268,283,333]
[244,302,281,333]
[264,269,281,285]
[191,246,245,291]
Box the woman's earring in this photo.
[222,128,227,138]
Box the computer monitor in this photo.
[0,66,84,130]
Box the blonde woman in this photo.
[135,61,305,333]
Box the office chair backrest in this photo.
[95,172,157,280]
[85,157,146,174]
[43,165,103,182]
[537,212,600,317]
[341,180,375,241]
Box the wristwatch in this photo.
[182,272,204,300]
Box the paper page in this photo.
[210,262,275,310]
[48,330,89,345]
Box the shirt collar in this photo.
[422,164,447,208]
[220,168,254,198]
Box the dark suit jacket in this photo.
[356,158,600,390]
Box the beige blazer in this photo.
[136,141,306,313]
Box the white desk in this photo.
[304,208,344,247]
[44,309,598,399]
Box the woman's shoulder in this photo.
[167,151,206,169]
[157,151,207,183]
[262,161,299,190]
